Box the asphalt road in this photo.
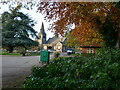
[2,52,67,88]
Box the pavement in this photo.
[1,52,67,88]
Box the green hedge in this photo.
[23,48,120,88]
[72,53,95,57]
[1,53,21,56]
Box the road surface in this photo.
[2,52,67,88]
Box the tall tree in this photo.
[0,16,2,48]
[2,4,38,53]
[65,32,79,48]
[38,2,120,48]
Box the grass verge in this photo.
[1,53,40,56]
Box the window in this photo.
[87,48,94,53]
[44,46,47,50]
[58,46,61,49]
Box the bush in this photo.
[26,52,40,56]
[81,53,95,57]
[1,53,20,56]
[54,52,60,58]
[72,53,95,57]
[96,48,120,62]
[23,48,120,88]
[18,47,26,56]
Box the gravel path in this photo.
[2,52,67,88]
[2,55,42,88]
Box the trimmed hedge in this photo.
[1,53,21,56]
[23,48,120,88]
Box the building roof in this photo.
[61,37,67,44]
[47,36,60,45]
[39,22,46,37]
[47,36,67,46]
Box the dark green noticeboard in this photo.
[40,51,49,62]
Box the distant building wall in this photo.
[81,48,98,53]
[54,42,63,52]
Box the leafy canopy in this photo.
[2,4,38,52]
[38,2,120,47]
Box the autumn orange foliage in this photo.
[38,2,120,46]
[71,22,103,46]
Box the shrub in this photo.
[72,53,95,57]
[71,53,81,57]
[54,52,60,58]
[18,47,26,56]
[81,53,95,57]
[1,53,20,56]
[96,48,120,63]
[23,48,120,88]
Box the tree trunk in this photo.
[22,53,25,56]
[100,16,118,48]
[8,46,14,53]
[116,30,120,49]
[23,46,26,56]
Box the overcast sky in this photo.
[0,2,54,40]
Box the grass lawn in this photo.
[0,52,40,56]
[1,53,21,56]
[26,53,40,56]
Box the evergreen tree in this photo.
[2,5,38,53]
